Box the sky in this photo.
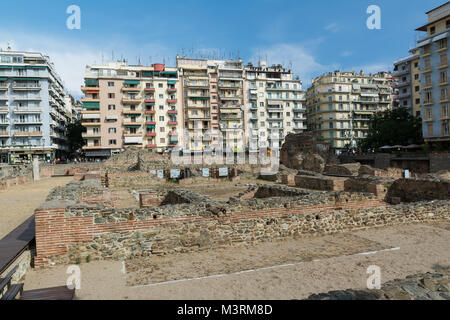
[0,0,444,98]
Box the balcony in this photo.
[123,110,142,115]
[146,121,157,125]
[146,132,157,137]
[0,131,9,137]
[168,121,178,126]
[13,96,42,101]
[13,107,42,114]
[122,87,140,92]
[146,144,157,149]
[144,88,155,92]
[167,99,178,104]
[144,99,155,104]
[168,131,178,136]
[168,110,178,114]
[0,83,8,91]
[14,131,43,137]
[144,110,156,114]
[82,133,101,139]
[82,122,101,127]
[122,98,141,105]
[12,83,41,91]
[14,119,43,125]
[167,88,177,93]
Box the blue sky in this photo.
[0,0,444,97]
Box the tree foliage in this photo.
[359,107,423,150]
[66,119,86,154]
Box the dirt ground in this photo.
[22,221,450,300]
[0,177,73,239]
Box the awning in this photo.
[124,80,140,85]
[105,115,118,120]
[168,81,177,85]
[433,32,448,42]
[82,113,100,119]
[417,39,432,47]
[85,150,111,157]
[0,78,7,81]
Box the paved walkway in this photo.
[0,177,72,239]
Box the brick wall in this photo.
[33,198,450,267]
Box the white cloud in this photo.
[324,23,340,33]
[0,31,170,99]
[250,43,335,87]
[341,51,353,57]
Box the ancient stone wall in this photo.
[34,198,449,267]
[386,178,450,202]
[430,153,450,173]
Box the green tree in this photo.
[66,119,86,154]
[359,107,423,150]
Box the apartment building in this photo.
[306,71,393,152]
[245,61,306,151]
[80,62,182,158]
[393,49,421,116]
[0,50,71,164]
[416,2,450,144]
[177,57,246,152]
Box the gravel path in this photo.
[22,221,450,300]
[0,177,73,239]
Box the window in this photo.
[443,122,449,136]
[447,20,450,29]
[159,105,164,110]
[108,93,115,99]
[425,59,431,70]
[108,104,115,110]
[158,83,163,88]
[430,26,436,35]
[440,38,448,49]
[109,128,116,134]
[440,71,448,84]
[109,139,117,145]
[260,121,265,127]
[427,123,433,137]
[260,112,265,116]
[108,82,114,87]
[441,54,448,66]
[159,94,163,99]
[425,75,432,87]
[159,116,164,121]
[160,127,165,132]
[160,138,165,143]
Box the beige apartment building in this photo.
[177,57,246,152]
[245,61,306,151]
[415,1,450,144]
[306,71,393,152]
[81,62,182,158]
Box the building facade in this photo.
[80,62,182,158]
[245,61,306,152]
[392,48,422,117]
[176,57,246,153]
[0,50,71,164]
[416,2,450,144]
[306,71,393,152]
